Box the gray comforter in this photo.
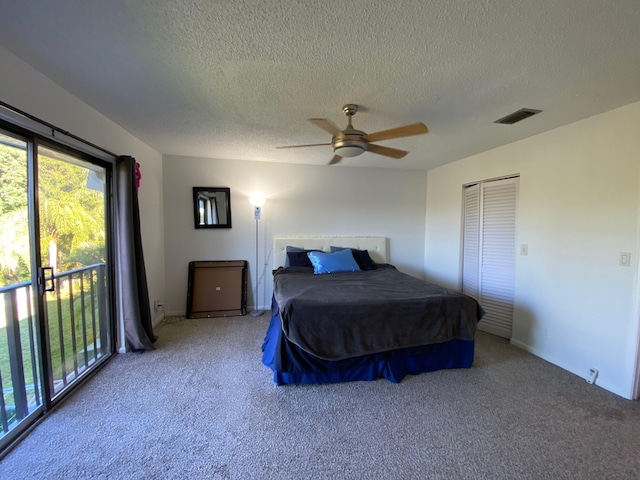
[273,265,484,361]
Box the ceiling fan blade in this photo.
[366,143,408,159]
[328,155,342,165]
[275,143,331,149]
[363,122,428,143]
[309,118,343,137]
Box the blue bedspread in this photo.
[262,297,476,385]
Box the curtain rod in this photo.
[0,100,118,158]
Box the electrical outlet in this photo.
[586,368,598,385]
[154,300,163,311]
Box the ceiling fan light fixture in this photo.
[332,135,367,157]
[334,145,365,157]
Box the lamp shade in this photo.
[249,196,266,207]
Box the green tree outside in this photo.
[0,139,106,287]
[1,136,109,429]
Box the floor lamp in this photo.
[249,196,266,316]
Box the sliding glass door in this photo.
[37,145,112,399]
[0,131,42,446]
[0,129,114,451]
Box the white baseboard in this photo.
[163,309,266,318]
[509,338,630,399]
[510,338,580,377]
[152,312,165,326]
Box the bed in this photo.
[261,237,484,385]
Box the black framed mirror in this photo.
[193,187,232,228]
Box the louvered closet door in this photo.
[462,177,518,338]
[462,184,480,300]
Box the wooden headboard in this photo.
[273,236,388,269]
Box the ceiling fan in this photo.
[276,104,428,165]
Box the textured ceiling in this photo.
[1,0,639,170]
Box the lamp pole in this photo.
[249,197,265,316]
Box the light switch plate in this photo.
[619,252,631,267]
[520,244,528,255]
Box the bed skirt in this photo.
[261,298,475,385]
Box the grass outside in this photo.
[1,287,108,428]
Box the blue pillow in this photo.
[329,247,378,270]
[307,249,361,275]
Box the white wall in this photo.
[425,101,640,399]
[7,41,637,398]
[0,46,166,332]
[163,155,429,315]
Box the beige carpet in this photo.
[1,315,639,479]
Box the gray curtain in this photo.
[116,156,155,351]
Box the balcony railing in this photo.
[0,263,110,438]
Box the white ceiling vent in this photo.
[494,108,542,125]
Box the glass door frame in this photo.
[0,127,43,451]
[34,137,117,404]
[0,119,117,454]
